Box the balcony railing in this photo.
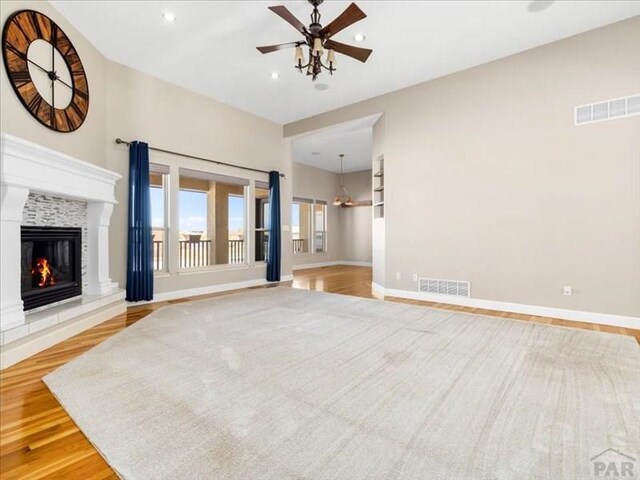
[153,240,164,271]
[228,239,244,264]
[153,239,245,269]
[292,238,305,254]
[179,239,211,268]
[153,238,308,269]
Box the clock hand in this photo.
[26,57,73,91]
[26,58,50,75]
[53,76,73,90]
[51,34,55,109]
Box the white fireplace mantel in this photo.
[0,133,122,331]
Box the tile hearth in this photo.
[1,289,125,346]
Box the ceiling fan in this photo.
[257,0,373,81]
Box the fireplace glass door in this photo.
[21,226,82,310]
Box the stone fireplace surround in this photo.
[0,133,125,368]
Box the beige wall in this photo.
[0,1,108,166]
[1,1,292,295]
[286,17,640,317]
[291,162,342,266]
[104,62,291,293]
[292,163,373,266]
[340,170,372,264]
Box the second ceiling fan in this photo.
[257,0,373,81]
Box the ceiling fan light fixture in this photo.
[312,38,323,57]
[294,45,304,66]
[333,197,342,206]
[326,49,336,66]
[257,1,371,82]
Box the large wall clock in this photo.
[2,10,89,132]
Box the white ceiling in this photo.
[50,1,640,124]
[292,114,380,172]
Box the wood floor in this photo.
[1,265,638,479]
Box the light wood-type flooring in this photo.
[1,265,638,479]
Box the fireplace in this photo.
[21,226,82,311]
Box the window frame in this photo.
[292,197,313,256]
[313,200,328,254]
[150,163,170,273]
[176,167,250,272]
[254,181,270,264]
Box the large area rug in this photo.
[45,287,640,479]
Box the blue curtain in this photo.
[126,141,154,301]
[267,171,281,282]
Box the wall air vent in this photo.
[574,94,640,125]
[418,277,471,298]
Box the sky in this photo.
[150,187,245,233]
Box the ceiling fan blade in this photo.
[268,6,307,35]
[256,42,299,54]
[319,3,366,38]
[324,40,372,63]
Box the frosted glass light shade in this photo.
[294,46,304,65]
[312,38,323,57]
[327,49,336,65]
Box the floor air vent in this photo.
[418,278,471,298]
[575,93,640,125]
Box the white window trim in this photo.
[313,201,328,254]
[149,155,266,277]
[292,198,328,256]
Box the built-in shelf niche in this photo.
[373,156,384,219]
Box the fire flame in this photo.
[32,257,56,288]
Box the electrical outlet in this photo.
[563,286,572,296]
[396,272,401,280]
[412,274,418,282]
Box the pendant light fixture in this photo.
[333,154,353,207]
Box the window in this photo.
[255,183,269,262]
[292,198,312,255]
[150,164,169,271]
[314,201,327,253]
[228,194,245,264]
[178,168,248,269]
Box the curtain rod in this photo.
[114,138,285,178]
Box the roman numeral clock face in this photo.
[2,10,89,132]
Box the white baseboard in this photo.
[339,261,373,267]
[374,285,640,330]
[371,282,385,299]
[1,301,126,370]
[293,261,372,271]
[292,261,339,271]
[133,275,295,305]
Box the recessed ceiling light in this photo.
[354,33,365,42]
[163,12,176,22]
[271,72,280,80]
[314,83,329,91]
[311,151,321,155]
